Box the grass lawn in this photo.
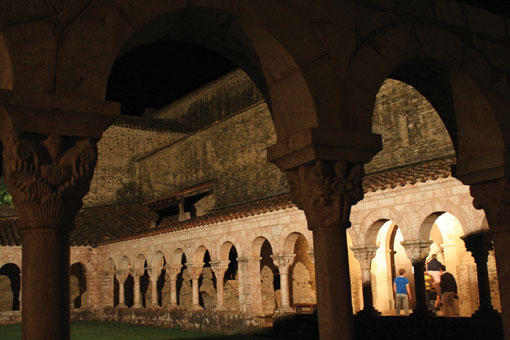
[0,321,290,340]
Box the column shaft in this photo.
[493,231,510,337]
[216,277,225,310]
[361,269,375,312]
[192,278,200,309]
[170,275,178,307]
[22,229,70,340]
[313,227,353,340]
[118,277,126,307]
[133,275,141,308]
[412,262,427,314]
[280,272,291,308]
[151,278,158,307]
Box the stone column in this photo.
[462,231,498,317]
[210,260,230,311]
[271,254,296,313]
[131,270,143,308]
[116,271,128,308]
[237,256,262,314]
[283,160,368,340]
[186,262,204,310]
[351,245,380,317]
[147,267,162,308]
[306,250,315,264]
[166,264,182,309]
[401,240,433,317]
[470,179,510,338]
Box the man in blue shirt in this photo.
[394,268,412,315]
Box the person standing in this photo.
[439,265,459,316]
[394,268,412,316]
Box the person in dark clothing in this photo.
[439,265,459,316]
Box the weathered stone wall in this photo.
[367,79,455,173]
[150,69,263,128]
[0,276,12,311]
[84,124,186,206]
[137,104,287,208]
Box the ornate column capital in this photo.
[209,260,230,277]
[115,270,129,283]
[401,240,433,264]
[461,231,493,263]
[185,262,204,280]
[350,245,379,271]
[165,264,182,278]
[470,179,510,229]
[271,254,296,275]
[285,160,364,229]
[130,269,144,278]
[147,267,162,281]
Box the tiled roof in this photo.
[0,205,157,247]
[0,157,454,247]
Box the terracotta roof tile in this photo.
[0,158,454,247]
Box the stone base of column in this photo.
[410,308,435,318]
[472,308,500,318]
[275,306,296,315]
[189,305,204,311]
[168,304,179,310]
[132,303,143,309]
[356,308,381,318]
[149,305,162,309]
[213,306,228,312]
[116,304,127,309]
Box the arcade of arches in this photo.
[0,2,510,340]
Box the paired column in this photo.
[131,270,144,308]
[471,180,510,338]
[271,254,296,313]
[351,246,380,316]
[401,240,433,317]
[147,267,162,308]
[166,264,182,309]
[462,231,498,317]
[116,271,128,308]
[186,262,204,310]
[210,260,230,311]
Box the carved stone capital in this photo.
[131,269,144,278]
[351,246,379,271]
[115,270,129,283]
[165,264,182,278]
[401,240,433,264]
[2,133,98,230]
[286,160,364,229]
[209,260,230,278]
[461,232,493,264]
[470,179,510,229]
[147,267,162,281]
[271,254,296,275]
[185,263,204,280]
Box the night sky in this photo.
[106,41,237,116]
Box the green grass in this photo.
[0,321,286,340]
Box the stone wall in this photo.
[71,308,264,333]
[150,69,263,129]
[84,124,186,206]
[137,104,287,208]
[0,276,12,311]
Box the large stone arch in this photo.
[346,22,509,184]
[51,2,332,140]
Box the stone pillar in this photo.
[401,240,434,317]
[210,260,230,311]
[471,180,510,338]
[351,245,380,317]
[306,250,315,264]
[462,231,498,317]
[186,262,204,310]
[166,264,182,309]
[116,271,128,308]
[271,254,296,313]
[283,160,368,340]
[131,270,143,308]
[147,267,162,308]
[237,256,262,314]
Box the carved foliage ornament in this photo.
[286,160,364,229]
[2,133,97,230]
[470,178,510,229]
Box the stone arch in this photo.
[105,258,116,272]
[252,236,274,258]
[134,254,146,271]
[365,219,391,247]
[282,231,312,255]
[194,245,209,264]
[150,251,166,268]
[347,23,508,181]
[170,248,186,266]
[53,2,328,140]
[0,31,13,90]
[0,263,20,311]
[219,241,236,261]
[70,262,87,309]
[119,256,130,271]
